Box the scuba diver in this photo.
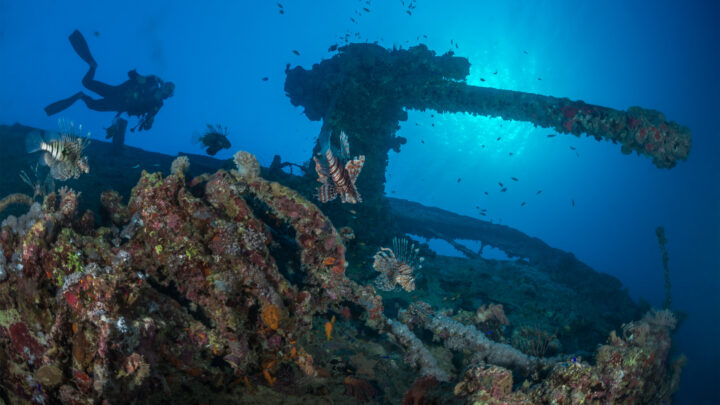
[44,30,175,132]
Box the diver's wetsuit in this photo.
[44,30,173,131]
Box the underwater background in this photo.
[0,0,717,403]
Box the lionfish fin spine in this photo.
[345,155,365,182]
[339,131,350,158]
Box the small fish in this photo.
[406,10,412,15]
[547,134,556,137]
[479,212,486,216]
[262,77,269,81]
[497,137,501,141]
[498,182,503,187]
[511,177,518,181]
[521,202,526,206]
[423,34,427,38]
[482,144,485,148]
[325,316,336,340]
[132,164,141,169]
[93,31,100,37]
[571,199,575,207]
[351,17,357,23]
[523,50,528,54]
[536,190,542,195]
[455,43,458,49]
[292,50,300,55]
[152,163,160,167]
[570,146,576,151]
[421,140,424,143]
[538,77,542,80]
[501,188,507,192]
[509,152,513,156]
[328,44,338,52]
[493,70,498,75]
[277,2,283,7]
[480,78,486,82]
[279,9,284,14]
[457,178,461,183]
[363,7,370,12]
[484,191,489,195]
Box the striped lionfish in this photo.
[25,120,90,181]
[372,237,424,292]
[313,129,365,204]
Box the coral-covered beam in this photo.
[285,43,691,169]
[408,83,690,169]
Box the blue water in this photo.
[1,1,718,402]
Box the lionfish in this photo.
[372,237,424,292]
[25,120,90,181]
[193,124,231,156]
[314,130,365,204]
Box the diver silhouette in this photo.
[44,30,175,131]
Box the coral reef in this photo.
[0,124,685,403]
[453,309,685,404]
[0,154,386,403]
[387,319,450,382]
[399,302,544,374]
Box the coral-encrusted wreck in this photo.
[0,151,685,403]
[0,39,690,402]
[0,154,385,403]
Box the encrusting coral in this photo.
[0,193,33,217]
[0,153,386,403]
[0,151,686,404]
[233,150,261,179]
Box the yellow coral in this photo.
[261,304,281,330]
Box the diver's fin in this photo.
[44,92,83,116]
[25,131,44,153]
[68,30,97,68]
